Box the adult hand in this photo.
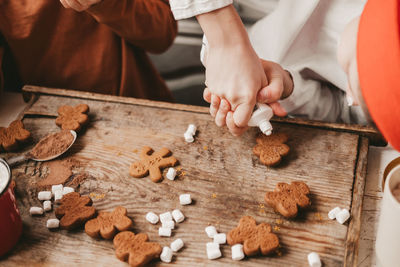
[59,0,101,12]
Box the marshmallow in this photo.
[63,186,74,195]
[179,194,192,205]
[159,227,172,237]
[162,220,175,230]
[51,184,63,195]
[172,209,185,223]
[206,242,221,260]
[186,124,197,136]
[160,212,173,224]
[46,218,60,229]
[43,200,52,212]
[145,212,159,224]
[54,190,63,203]
[231,244,245,261]
[307,252,322,267]
[171,238,184,252]
[213,233,226,244]
[336,209,350,224]
[328,207,341,220]
[38,191,52,201]
[166,168,177,181]
[205,226,218,238]
[160,246,173,263]
[30,207,44,215]
[184,132,194,143]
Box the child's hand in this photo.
[203,59,293,136]
[60,0,100,12]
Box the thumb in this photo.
[233,102,256,128]
[257,75,284,103]
[269,102,287,117]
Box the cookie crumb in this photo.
[275,219,283,225]
[203,145,208,150]
[132,149,138,153]
[273,225,280,231]
[211,193,217,199]
[315,213,323,221]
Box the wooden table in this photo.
[0,86,383,266]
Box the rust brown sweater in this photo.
[0,0,177,101]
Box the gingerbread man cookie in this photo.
[253,132,290,166]
[113,231,162,267]
[130,146,178,182]
[0,120,31,152]
[265,181,311,218]
[55,104,89,132]
[85,206,133,239]
[227,216,279,256]
[55,192,96,230]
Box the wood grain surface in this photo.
[0,91,367,267]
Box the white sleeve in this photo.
[280,68,368,125]
[170,0,233,20]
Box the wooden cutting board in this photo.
[0,86,375,267]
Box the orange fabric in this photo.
[357,0,400,150]
[0,0,177,101]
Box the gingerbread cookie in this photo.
[55,104,89,132]
[0,120,31,152]
[113,231,162,267]
[265,181,311,218]
[227,216,279,256]
[253,132,290,166]
[129,146,178,182]
[85,206,133,239]
[55,192,96,230]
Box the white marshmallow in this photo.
[54,190,63,203]
[159,227,172,237]
[38,191,52,201]
[160,246,173,263]
[46,218,60,229]
[184,131,194,143]
[29,207,44,215]
[328,207,341,220]
[205,226,218,238]
[160,212,173,223]
[172,209,185,223]
[171,238,184,252]
[231,244,245,261]
[51,184,63,195]
[166,168,177,181]
[179,194,192,205]
[162,220,175,230]
[206,242,221,260]
[186,124,197,136]
[307,252,322,267]
[145,212,159,224]
[43,200,52,212]
[62,187,74,195]
[336,209,350,224]
[213,233,226,244]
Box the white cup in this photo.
[376,164,400,267]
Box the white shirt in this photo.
[170,0,233,20]
[170,0,368,124]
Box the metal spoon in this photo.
[6,130,77,167]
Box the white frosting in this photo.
[0,162,10,194]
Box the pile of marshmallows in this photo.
[29,184,75,228]
[205,225,245,261]
[328,207,351,224]
[145,193,192,263]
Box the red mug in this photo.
[0,158,22,257]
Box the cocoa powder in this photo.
[30,130,74,160]
[37,158,79,187]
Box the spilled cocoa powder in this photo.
[37,158,80,187]
[30,130,74,160]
